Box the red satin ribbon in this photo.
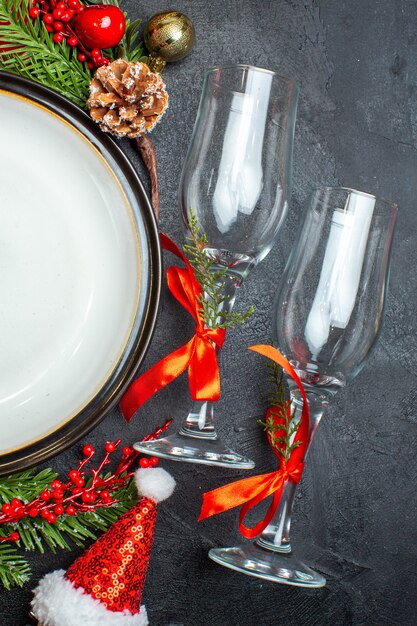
[198,344,310,538]
[120,233,226,421]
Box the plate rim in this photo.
[0,71,162,476]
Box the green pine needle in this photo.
[258,359,301,463]
[267,360,286,407]
[183,211,254,330]
[0,468,58,503]
[0,543,31,590]
[116,17,145,62]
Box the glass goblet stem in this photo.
[180,271,240,439]
[257,382,331,553]
[209,383,331,584]
[208,263,243,324]
[179,399,216,438]
[133,270,255,469]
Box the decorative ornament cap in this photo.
[134,467,176,502]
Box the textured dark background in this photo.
[2,1,417,624]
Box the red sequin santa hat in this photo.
[31,467,175,626]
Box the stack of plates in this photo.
[0,73,161,475]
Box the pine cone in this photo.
[87,59,169,139]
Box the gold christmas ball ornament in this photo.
[144,10,196,69]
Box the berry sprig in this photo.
[0,531,19,543]
[0,418,171,540]
[28,0,125,69]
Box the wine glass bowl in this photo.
[135,64,299,468]
[180,64,299,279]
[274,187,398,389]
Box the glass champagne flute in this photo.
[135,65,299,468]
[209,187,398,583]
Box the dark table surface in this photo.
[2,1,417,625]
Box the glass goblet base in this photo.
[133,431,255,469]
[209,542,326,587]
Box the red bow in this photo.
[120,234,226,421]
[198,345,309,538]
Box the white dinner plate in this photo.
[0,73,161,475]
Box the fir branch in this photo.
[183,211,254,329]
[0,468,58,503]
[0,0,91,108]
[116,17,146,63]
[267,360,286,407]
[0,542,31,590]
[258,358,302,463]
[267,406,302,462]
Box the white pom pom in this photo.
[31,570,148,625]
[134,467,175,503]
